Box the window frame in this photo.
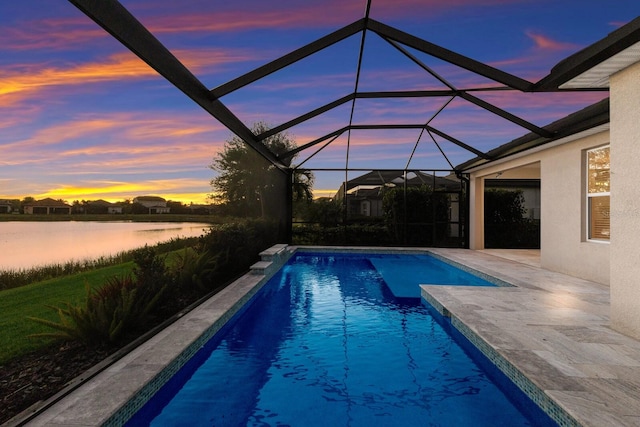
[585,144,610,243]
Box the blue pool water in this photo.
[367,253,498,298]
[127,252,555,426]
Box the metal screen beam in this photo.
[382,36,456,90]
[357,90,457,98]
[257,94,355,141]
[284,122,490,160]
[458,92,554,137]
[367,19,534,92]
[281,127,349,160]
[425,126,490,159]
[259,90,459,141]
[211,19,367,99]
[285,123,490,160]
[69,0,287,170]
[349,124,490,159]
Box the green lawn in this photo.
[0,262,134,364]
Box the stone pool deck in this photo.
[16,247,640,426]
[425,248,640,427]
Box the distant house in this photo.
[133,196,170,214]
[87,199,123,214]
[24,198,72,215]
[0,199,15,214]
[334,171,462,217]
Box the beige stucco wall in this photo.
[610,61,640,339]
[468,130,610,285]
[539,132,610,285]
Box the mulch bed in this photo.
[0,341,114,424]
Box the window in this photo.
[586,145,610,241]
[360,200,370,216]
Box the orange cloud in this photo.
[0,53,150,95]
[0,48,255,106]
[525,31,579,51]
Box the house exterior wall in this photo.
[24,205,72,214]
[540,132,609,285]
[610,60,640,339]
[469,131,610,285]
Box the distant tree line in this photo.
[2,197,221,215]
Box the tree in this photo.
[167,200,189,214]
[484,188,539,248]
[300,197,343,225]
[209,122,314,218]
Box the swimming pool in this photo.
[125,251,555,426]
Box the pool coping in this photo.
[20,245,640,426]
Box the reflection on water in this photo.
[0,221,212,270]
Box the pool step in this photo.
[251,244,291,276]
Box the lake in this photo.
[0,221,212,271]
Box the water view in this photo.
[0,221,212,270]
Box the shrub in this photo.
[170,247,225,293]
[29,248,171,347]
[299,198,343,225]
[383,185,450,246]
[29,274,166,346]
[196,219,279,286]
[27,222,278,348]
[292,223,392,246]
[484,189,539,248]
[132,245,168,294]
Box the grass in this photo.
[0,248,193,364]
[0,262,134,365]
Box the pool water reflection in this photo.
[128,253,555,426]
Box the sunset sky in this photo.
[1,1,638,204]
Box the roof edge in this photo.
[457,98,609,171]
[535,17,640,90]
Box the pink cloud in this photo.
[0,0,534,53]
[368,0,532,19]
[0,17,106,51]
[485,30,584,81]
[0,2,362,52]
[609,20,631,29]
[0,111,227,166]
